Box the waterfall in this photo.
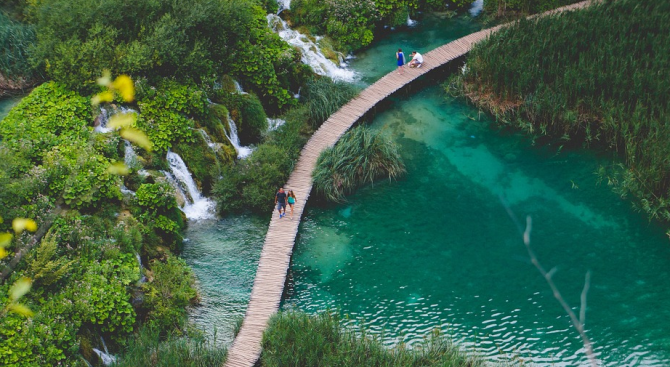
[136,253,147,284]
[267,118,286,131]
[165,151,215,220]
[277,0,291,13]
[94,106,137,133]
[124,140,140,169]
[224,114,253,159]
[197,129,218,151]
[469,0,484,16]
[92,337,116,366]
[407,15,418,27]
[233,80,248,95]
[293,87,301,99]
[267,14,356,82]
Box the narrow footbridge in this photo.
[224,2,591,366]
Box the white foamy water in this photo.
[277,0,291,13]
[407,15,418,27]
[124,140,140,169]
[92,337,116,366]
[94,106,137,133]
[267,118,286,131]
[233,80,248,94]
[267,14,356,82]
[469,0,484,16]
[197,129,218,151]
[165,151,215,220]
[225,114,253,159]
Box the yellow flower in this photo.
[112,75,135,102]
[120,128,153,152]
[107,112,137,130]
[91,90,114,106]
[107,162,130,176]
[12,218,38,234]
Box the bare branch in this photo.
[523,215,599,367]
[580,271,591,325]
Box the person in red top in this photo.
[275,188,287,218]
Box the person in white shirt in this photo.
[409,51,423,68]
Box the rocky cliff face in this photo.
[0,72,38,97]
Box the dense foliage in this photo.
[302,77,359,128]
[27,0,301,109]
[289,0,472,51]
[452,0,670,222]
[313,126,405,202]
[0,12,37,84]
[483,0,582,19]
[261,311,486,367]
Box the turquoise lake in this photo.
[183,13,670,366]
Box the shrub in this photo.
[219,92,268,146]
[140,256,198,333]
[313,126,405,202]
[261,311,486,367]
[0,13,37,82]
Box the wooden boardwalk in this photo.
[224,2,591,366]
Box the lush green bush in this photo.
[113,325,227,367]
[303,77,358,128]
[28,0,301,108]
[455,0,670,221]
[134,183,184,252]
[140,256,198,334]
[214,144,295,214]
[216,92,268,146]
[0,82,91,163]
[261,311,486,367]
[313,126,405,202]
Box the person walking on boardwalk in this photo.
[396,48,405,74]
[287,190,297,219]
[275,187,288,218]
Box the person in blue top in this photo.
[396,48,405,74]
[275,187,287,218]
[287,190,297,219]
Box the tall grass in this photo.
[0,12,36,82]
[303,77,359,127]
[112,326,227,367]
[455,0,670,222]
[313,125,405,202]
[261,310,488,367]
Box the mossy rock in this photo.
[219,75,238,94]
[226,93,268,146]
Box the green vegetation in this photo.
[27,0,302,109]
[302,77,359,128]
[313,126,405,202]
[261,311,486,367]
[452,0,670,222]
[112,325,226,367]
[288,0,473,52]
[482,0,582,19]
[0,12,37,86]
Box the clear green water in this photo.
[284,86,670,365]
[182,12,670,365]
[182,216,267,344]
[0,95,24,122]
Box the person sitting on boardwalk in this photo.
[409,51,423,68]
[275,187,287,218]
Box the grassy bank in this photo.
[261,311,489,367]
[450,0,670,226]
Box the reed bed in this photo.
[261,311,489,367]
[0,12,36,81]
[313,125,405,202]
[456,0,670,221]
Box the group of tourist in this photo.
[274,187,297,219]
[396,49,423,74]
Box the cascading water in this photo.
[224,114,253,159]
[94,106,137,133]
[277,0,291,13]
[469,0,484,16]
[165,151,215,220]
[198,129,218,151]
[92,337,116,366]
[124,140,140,169]
[233,80,248,95]
[266,14,356,82]
[267,118,286,131]
[407,15,418,27]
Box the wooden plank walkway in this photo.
[224,2,592,366]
